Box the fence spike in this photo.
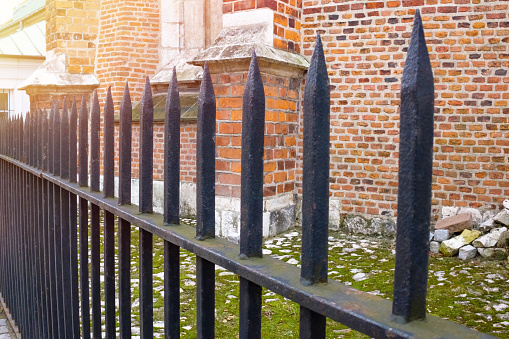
[164,67,181,225]
[391,9,434,324]
[69,98,77,183]
[68,97,80,337]
[78,95,89,187]
[139,76,154,213]
[119,82,132,205]
[37,110,42,169]
[48,105,54,174]
[42,110,48,172]
[238,51,266,339]
[195,62,216,339]
[118,81,133,338]
[139,76,154,338]
[61,98,69,180]
[240,50,265,259]
[299,33,330,339]
[90,91,100,192]
[301,33,330,286]
[53,102,60,177]
[196,62,216,240]
[104,87,115,198]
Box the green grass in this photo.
[91,217,508,338]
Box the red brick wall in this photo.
[213,71,300,198]
[95,0,160,104]
[45,0,100,74]
[301,0,509,217]
[113,123,197,182]
[223,0,303,53]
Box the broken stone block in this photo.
[441,206,458,219]
[435,212,473,234]
[459,245,477,260]
[504,199,509,210]
[440,229,481,257]
[479,218,497,232]
[345,216,370,235]
[494,210,509,227]
[429,241,440,254]
[472,227,508,248]
[458,208,482,226]
[497,230,509,248]
[478,248,508,260]
[434,229,450,242]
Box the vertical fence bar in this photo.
[48,105,59,338]
[139,77,154,338]
[42,110,53,338]
[164,68,181,338]
[392,10,434,324]
[78,95,91,339]
[21,115,29,338]
[37,110,48,338]
[196,62,216,339]
[239,51,265,339]
[69,98,80,338]
[300,34,330,339]
[118,83,132,339]
[103,87,116,339]
[90,91,102,339]
[32,111,40,337]
[61,99,73,339]
[53,101,66,339]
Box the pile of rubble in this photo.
[430,200,509,260]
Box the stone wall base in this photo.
[100,177,296,242]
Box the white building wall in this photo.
[0,56,44,117]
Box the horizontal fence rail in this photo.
[0,11,495,339]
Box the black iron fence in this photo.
[0,11,494,339]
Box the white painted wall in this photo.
[0,56,44,117]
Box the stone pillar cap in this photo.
[189,23,309,74]
[18,51,99,91]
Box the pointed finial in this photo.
[121,82,132,112]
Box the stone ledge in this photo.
[189,23,309,77]
[152,51,203,85]
[18,51,99,92]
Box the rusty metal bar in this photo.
[104,87,116,339]
[53,102,67,339]
[90,91,102,339]
[392,10,435,324]
[196,62,215,241]
[36,110,48,338]
[42,111,52,338]
[164,68,181,338]
[118,82,132,339]
[239,51,265,339]
[196,62,216,339]
[69,98,80,338]
[60,99,74,338]
[164,67,181,225]
[47,105,59,338]
[78,94,91,339]
[139,77,154,338]
[300,33,330,339]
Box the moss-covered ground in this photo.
[93,218,508,338]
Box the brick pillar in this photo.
[222,0,302,53]
[21,0,100,110]
[191,1,309,240]
[95,0,160,105]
